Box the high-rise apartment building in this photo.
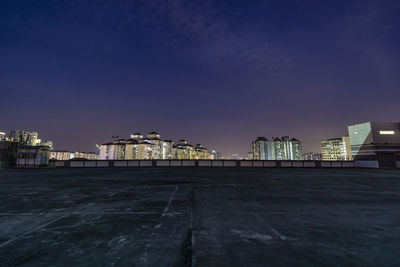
[9,130,39,145]
[195,144,211,159]
[163,140,174,159]
[98,132,211,160]
[251,136,303,160]
[252,137,268,160]
[321,137,352,161]
[146,132,163,159]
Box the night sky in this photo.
[1,0,399,156]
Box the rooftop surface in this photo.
[1,168,400,266]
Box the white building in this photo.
[50,151,71,160]
[72,151,98,160]
[0,131,5,141]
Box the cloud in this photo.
[137,0,290,76]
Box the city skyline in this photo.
[1,0,400,156]
[0,122,395,157]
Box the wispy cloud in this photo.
[137,0,290,76]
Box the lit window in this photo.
[380,130,395,135]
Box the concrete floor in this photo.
[0,168,400,266]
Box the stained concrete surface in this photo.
[0,168,400,266]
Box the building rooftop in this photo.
[1,168,399,265]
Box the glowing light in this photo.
[379,130,395,135]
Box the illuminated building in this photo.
[39,140,54,149]
[72,151,98,160]
[163,140,174,159]
[195,144,210,159]
[348,122,400,168]
[99,132,212,160]
[9,130,39,146]
[50,151,71,160]
[252,137,269,160]
[303,153,322,161]
[136,140,154,159]
[99,141,125,160]
[124,140,139,160]
[252,136,303,160]
[321,137,352,161]
[0,132,5,141]
[130,133,144,140]
[174,140,196,159]
[210,150,221,160]
[146,132,163,159]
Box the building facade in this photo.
[72,151,98,160]
[321,137,352,161]
[0,132,5,141]
[348,122,400,168]
[16,146,50,167]
[98,132,212,160]
[303,153,322,161]
[9,130,39,145]
[50,151,71,160]
[252,137,269,160]
[251,136,303,160]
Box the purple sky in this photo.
[1,0,400,156]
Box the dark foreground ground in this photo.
[0,168,400,266]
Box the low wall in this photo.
[50,160,357,168]
[354,160,379,168]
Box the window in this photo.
[379,130,395,135]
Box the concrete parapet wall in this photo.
[304,162,316,168]
[212,161,223,167]
[139,161,152,167]
[281,161,292,167]
[264,161,277,167]
[84,161,96,167]
[127,161,139,167]
[252,161,264,167]
[113,161,127,167]
[70,161,84,167]
[97,161,109,167]
[240,161,252,167]
[354,160,379,168]
[157,160,170,166]
[199,161,211,167]
[321,162,332,168]
[52,160,358,168]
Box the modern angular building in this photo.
[348,122,400,168]
[321,136,352,161]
